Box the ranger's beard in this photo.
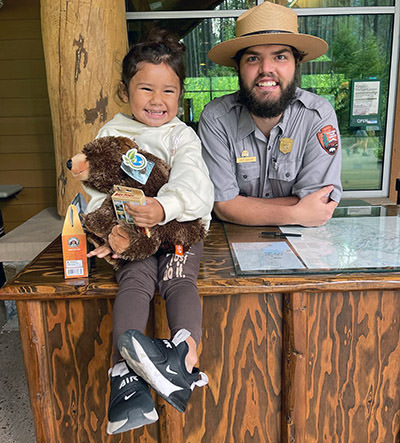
[238,70,298,118]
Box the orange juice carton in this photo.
[61,204,88,279]
[111,185,151,237]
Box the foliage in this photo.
[184,76,239,120]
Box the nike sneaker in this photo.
[107,361,158,434]
[118,329,208,413]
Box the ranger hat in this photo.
[208,1,328,66]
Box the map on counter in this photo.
[281,216,400,269]
[231,241,306,272]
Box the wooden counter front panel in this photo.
[16,287,400,442]
[17,290,284,442]
[17,298,159,443]
[305,289,400,443]
[184,292,283,442]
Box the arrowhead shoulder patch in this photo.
[317,125,339,155]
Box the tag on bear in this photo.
[121,148,155,185]
[62,204,88,279]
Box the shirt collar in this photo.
[272,88,304,134]
[226,92,255,140]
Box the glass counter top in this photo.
[224,205,400,276]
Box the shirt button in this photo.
[268,146,271,150]
[285,172,290,177]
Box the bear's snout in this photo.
[65,153,89,180]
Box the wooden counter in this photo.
[1,221,400,442]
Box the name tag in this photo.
[236,156,257,163]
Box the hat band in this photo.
[241,30,294,37]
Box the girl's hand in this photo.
[87,244,113,258]
[126,197,165,227]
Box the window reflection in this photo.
[125,0,394,11]
[278,0,394,7]
[127,12,393,191]
[298,14,392,190]
[125,0,255,12]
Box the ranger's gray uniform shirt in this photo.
[199,88,342,203]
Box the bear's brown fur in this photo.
[67,136,206,269]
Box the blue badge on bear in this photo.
[121,148,154,185]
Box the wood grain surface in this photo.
[2,222,400,301]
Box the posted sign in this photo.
[350,79,381,129]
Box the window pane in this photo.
[298,14,393,191]
[125,0,394,11]
[215,0,256,10]
[126,0,255,12]
[127,13,394,192]
[274,0,394,7]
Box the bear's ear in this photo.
[117,136,138,155]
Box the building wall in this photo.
[0,0,56,233]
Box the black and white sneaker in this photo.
[118,329,208,413]
[107,361,158,435]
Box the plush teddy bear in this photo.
[66,136,206,269]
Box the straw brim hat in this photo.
[208,2,328,67]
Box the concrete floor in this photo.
[0,315,36,442]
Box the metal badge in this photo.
[279,137,293,154]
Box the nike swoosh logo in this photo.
[124,391,136,401]
[166,365,178,375]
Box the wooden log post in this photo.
[40,0,129,216]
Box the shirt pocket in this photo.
[268,157,299,182]
[236,163,260,197]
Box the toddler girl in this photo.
[88,29,213,434]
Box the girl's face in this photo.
[122,62,181,127]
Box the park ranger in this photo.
[199,1,342,227]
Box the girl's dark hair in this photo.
[120,28,186,96]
